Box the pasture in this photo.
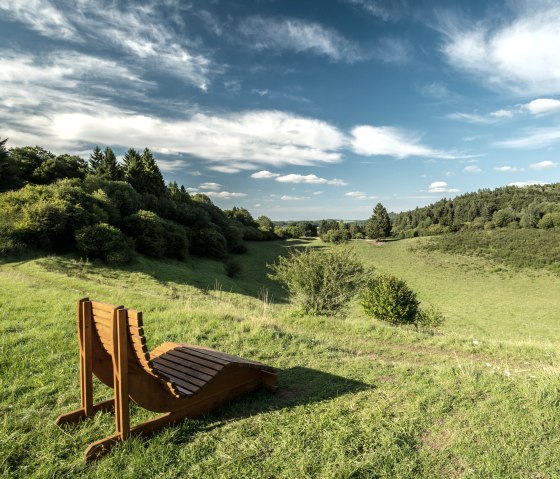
[2,238,560,478]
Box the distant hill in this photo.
[392,183,560,237]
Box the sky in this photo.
[1,0,560,220]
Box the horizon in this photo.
[2,0,560,220]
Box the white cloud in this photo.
[529,160,559,170]
[490,109,514,118]
[156,158,186,172]
[0,0,214,90]
[508,181,549,187]
[524,98,560,115]
[350,125,461,159]
[463,165,481,173]
[428,181,460,193]
[494,166,521,172]
[186,187,199,193]
[420,81,454,100]
[0,0,78,40]
[345,191,375,199]
[343,0,407,22]
[496,127,560,149]
[199,182,222,190]
[313,191,324,195]
[251,170,281,179]
[205,191,247,198]
[439,5,560,95]
[239,16,363,62]
[275,174,347,185]
[447,112,497,124]
[281,195,309,201]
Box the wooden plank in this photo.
[81,300,93,416]
[189,346,262,366]
[152,356,213,381]
[167,349,224,371]
[151,352,218,376]
[116,309,129,440]
[178,347,230,366]
[91,308,115,321]
[90,301,122,313]
[151,358,209,386]
[152,366,199,393]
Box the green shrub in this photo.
[361,274,419,325]
[323,229,351,244]
[224,257,242,278]
[538,212,560,229]
[416,305,445,331]
[122,210,167,258]
[189,227,228,258]
[268,246,367,315]
[75,223,133,264]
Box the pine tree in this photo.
[0,138,20,192]
[139,148,166,196]
[98,147,122,181]
[89,146,104,174]
[366,203,392,239]
[122,148,143,190]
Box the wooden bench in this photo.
[56,298,277,461]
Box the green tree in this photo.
[257,215,274,231]
[139,148,166,196]
[89,146,104,173]
[0,138,20,192]
[366,203,392,239]
[98,147,122,181]
[122,148,143,190]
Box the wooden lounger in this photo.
[56,298,277,461]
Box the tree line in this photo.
[0,140,274,263]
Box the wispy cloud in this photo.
[447,112,499,124]
[463,165,481,173]
[438,4,560,95]
[281,195,310,201]
[343,0,408,22]
[275,174,347,185]
[350,125,466,159]
[205,191,247,198]
[199,182,222,190]
[345,191,375,199]
[0,0,214,90]
[495,126,560,149]
[428,181,459,193]
[529,160,559,170]
[495,166,522,172]
[251,170,280,179]
[239,16,363,62]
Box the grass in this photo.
[2,237,560,477]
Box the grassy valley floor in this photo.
[2,238,560,478]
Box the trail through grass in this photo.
[2,239,560,478]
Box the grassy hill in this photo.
[2,238,560,477]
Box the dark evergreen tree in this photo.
[122,148,143,190]
[0,138,20,192]
[139,148,166,196]
[366,203,392,239]
[89,146,104,173]
[98,147,122,181]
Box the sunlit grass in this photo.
[2,238,560,478]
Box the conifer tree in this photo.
[366,203,392,239]
[140,148,166,196]
[89,146,104,173]
[98,147,122,181]
[122,148,143,190]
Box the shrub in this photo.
[122,210,167,258]
[323,229,351,244]
[224,257,242,278]
[361,274,419,325]
[268,246,367,315]
[75,223,134,264]
[189,227,227,258]
[416,305,445,331]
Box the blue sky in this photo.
[1,0,560,220]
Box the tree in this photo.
[257,215,274,231]
[32,154,87,184]
[98,147,122,181]
[89,146,104,173]
[9,146,55,184]
[366,203,392,239]
[139,148,166,196]
[0,138,20,192]
[318,219,339,236]
[122,148,143,190]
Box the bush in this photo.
[224,257,242,278]
[75,223,134,264]
[416,305,445,331]
[122,210,167,258]
[189,227,227,258]
[268,246,367,315]
[323,229,351,244]
[361,274,419,325]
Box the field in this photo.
[3,238,560,478]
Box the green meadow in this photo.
[2,238,560,478]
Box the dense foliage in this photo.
[268,246,368,315]
[0,141,272,262]
[366,203,392,239]
[420,228,560,274]
[361,274,419,325]
[393,183,560,237]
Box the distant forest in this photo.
[0,140,274,263]
[392,184,560,237]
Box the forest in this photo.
[0,140,273,263]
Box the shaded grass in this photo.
[2,239,560,477]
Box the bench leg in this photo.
[55,399,115,426]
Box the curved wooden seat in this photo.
[55,298,277,461]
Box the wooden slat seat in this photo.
[55,298,277,461]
